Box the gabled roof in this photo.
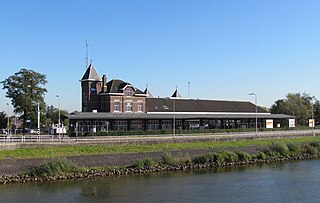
[81,63,101,81]
[104,79,145,95]
[146,98,268,113]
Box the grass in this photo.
[1,137,320,160]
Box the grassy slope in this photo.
[1,137,320,159]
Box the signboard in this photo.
[266,119,273,129]
[289,119,295,128]
[309,119,315,127]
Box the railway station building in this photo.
[68,64,294,133]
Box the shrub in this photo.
[270,143,289,156]
[310,141,320,148]
[236,151,251,162]
[224,152,238,163]
[161,150,180,166]
[28,159,80,178]
[213,153,225,165]
[286,142,301,155]
[133,158,157,169]
[256,151,267,160]
[192,154,213,165]
[304,145,318,155]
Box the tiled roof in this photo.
[146,98,268,113]
[81,63,101,81]
[104,79,145,95]
[69,112,293,120]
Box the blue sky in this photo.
[1,0,320,114]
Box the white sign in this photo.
[266,119,273,129]
[309,119,315,127]
[289,119,295,128]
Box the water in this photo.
[0,160,320,203]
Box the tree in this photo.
[45,106,68,126]
[0,112,6,129]
[1,69,47,130]
[270,93,314,126]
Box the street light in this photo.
[249,93,258,137]
[173,98,175,139]
[311,100,315,137]
[56,95,61,141]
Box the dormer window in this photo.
[125,89,133,97]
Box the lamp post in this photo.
[311,100,315,137]
[56,95,61,141]
[249,93,258,137]
[173,98,175,139]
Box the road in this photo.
[1,129,319,146]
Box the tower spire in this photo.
[85,40,91,68]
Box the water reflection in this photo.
[0,160,320,202]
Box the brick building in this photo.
[69,64,294,133]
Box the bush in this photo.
[192,154,213,165]
[256,151,267,160]
[236,151,251,162]
[224,152,238,163]
[161,150,180,166]
[133,158,157,169]
[310,141,320,148]
[304,145,318,155]
[270,143,289,156]
[28,159,80,178]
[213,153,225,165]
[286,142,301,155]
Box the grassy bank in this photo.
[19,138,320,180]
[1,136,320,160]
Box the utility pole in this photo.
[56,95,61,141]
[37,103,40,134]
[249,93,258,137]
[188,81,190,98]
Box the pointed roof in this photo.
[144,88,154,98]
[81,63,101,81]
[171,89,183,98]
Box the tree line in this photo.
[0,69,319,130]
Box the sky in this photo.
[1,0,320,115]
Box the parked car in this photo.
[0,129,7,134]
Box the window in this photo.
[130,120,143,130]
[138,102,143,112]
[114,121,127,131]
[161,120,172,130]
[125,101,132,112]
[125,89,132,97]
[114,101,120,112]
[147,120,159,130]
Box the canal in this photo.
[0,159,319,202]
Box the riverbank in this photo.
[0,153,317,184]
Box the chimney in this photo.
[102,74,107,92]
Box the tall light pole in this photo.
[173,98,175,139]
[249,93,258,136]
[188,81,190,98]
[311,100,315,136]
[56,95,61,140]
